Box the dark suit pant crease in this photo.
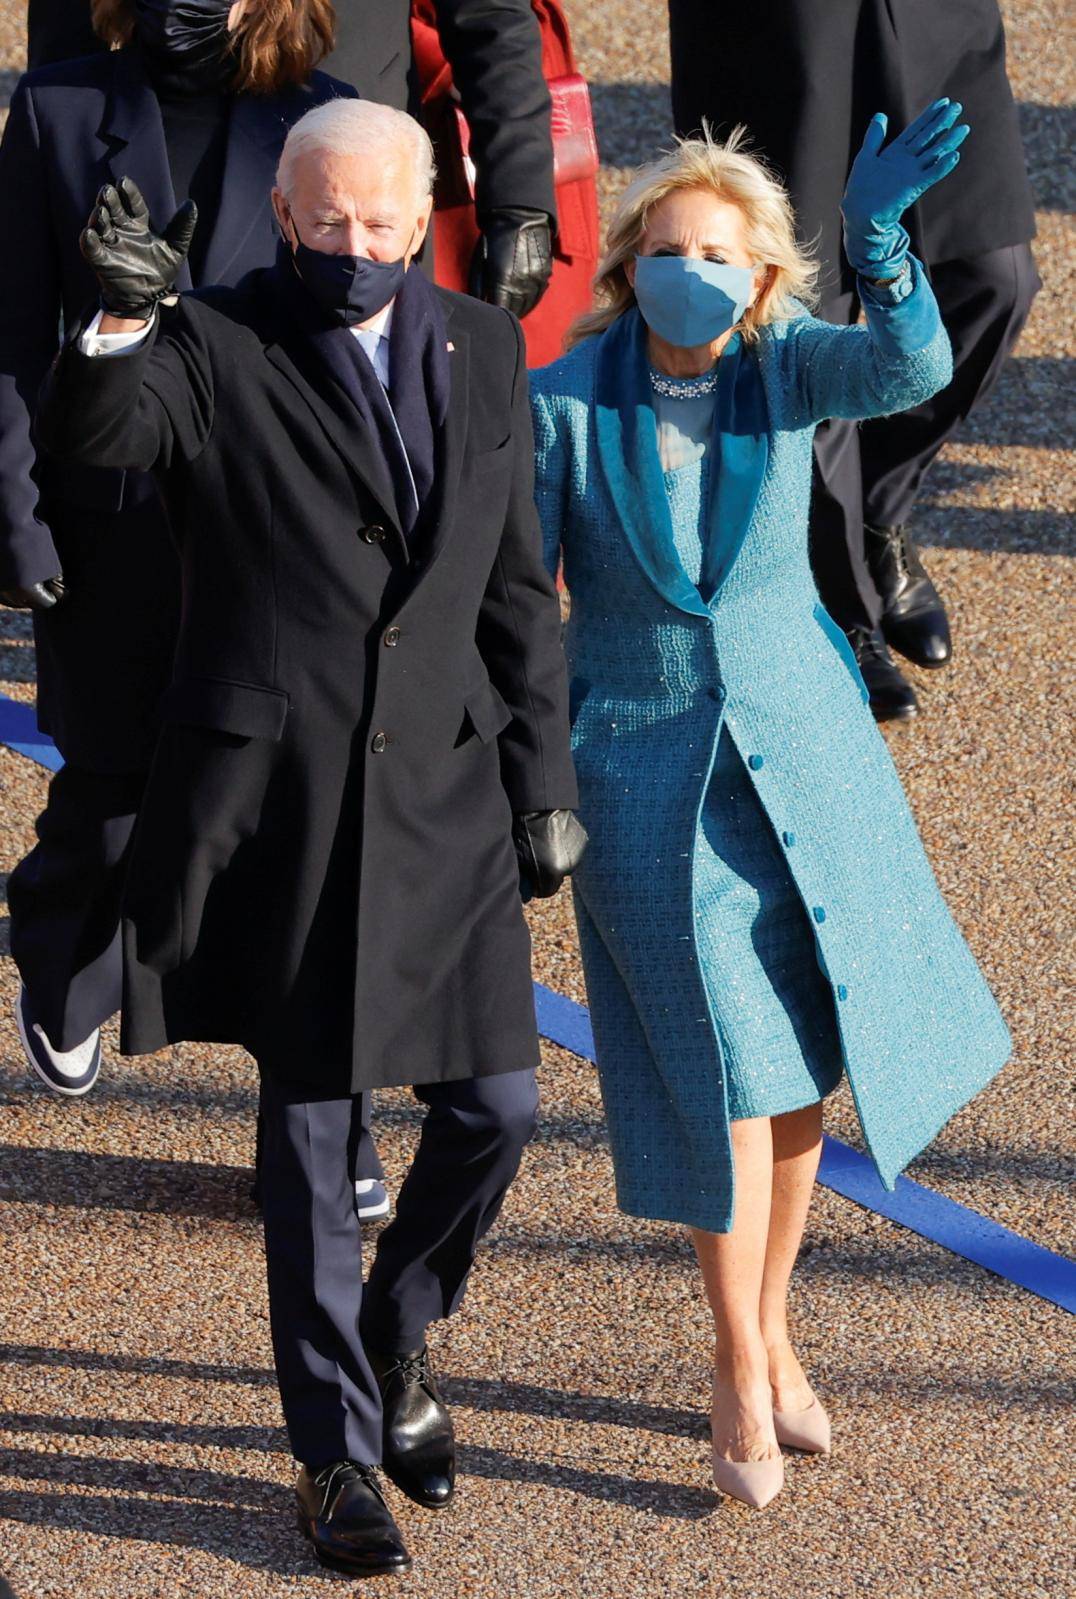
[809,243,1040,632]
[253,1092,384,1192]
[257,1067,539,1467]
[8,765,143,1050]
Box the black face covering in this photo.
[134,0,236,94]
[287,219,410,329]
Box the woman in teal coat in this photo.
[530,104,1011,1509]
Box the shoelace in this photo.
[846,627,890,666]
[868,522,913,581]
[380,1349,433,1392]
[314,1460,384,1519]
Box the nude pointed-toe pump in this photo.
[711,1449,785,1510]
[772,1395,831,1455]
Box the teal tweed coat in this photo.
[530,262,1012,1232]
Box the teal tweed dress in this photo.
[530,259,1012,1233]
[662,428,845,1123]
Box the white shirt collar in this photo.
[352,300,394,343]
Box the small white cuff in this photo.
[78,307,156,357]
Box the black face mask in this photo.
[287,220,410,329]
[134,0,235,93]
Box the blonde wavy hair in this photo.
[91,0,336,95]
[567,124,819,349]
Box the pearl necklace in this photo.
[648,365,720,399]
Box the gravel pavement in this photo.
[0,2,1073,1595]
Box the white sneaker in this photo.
[16,984,101,1097]
[355,1178,391,1220]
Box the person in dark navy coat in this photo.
[0,0,357,1096]
[669,0,1040,720]
[35,99,583,1574]
[26,0,559,317]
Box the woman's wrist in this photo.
[864,260,910,287]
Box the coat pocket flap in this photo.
[161,677,290,741]
[462,680,513,743]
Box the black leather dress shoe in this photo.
[367,1344,456,1509]
[296,1461,411,1576]
[848,626,919,721]
[864,521,952,668]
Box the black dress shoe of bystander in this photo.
[865,521,952,668]
[848,625,920,721]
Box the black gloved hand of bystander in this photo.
[80,177,198,320]
[470,208,554,319]
[513,809,588,902]
[0,575,65,610]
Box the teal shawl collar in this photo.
[593,307,769,617]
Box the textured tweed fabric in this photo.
[665,453,845,1122]
[530,262,1013,1232]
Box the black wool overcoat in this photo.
[669,0,1036,305]
[0,46,355,767]
[36,275,577,1092]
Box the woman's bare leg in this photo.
[691,1114,779,1462]
[759,1101,824,1411]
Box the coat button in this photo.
[782,830,797,847]
[371,731,388,753]
[384,626,401,647]
[362,524,386,544]
[748,753,764,770]
[813,906,826,924]
[709,685,726,702]
[837,984,848,1001]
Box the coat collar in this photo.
[259,272,469,589]
[402,291,468,598]
[593,307,769,618]
[97,47,292,291]
[98,49,189,288]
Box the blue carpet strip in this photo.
[0,694,63,772]
[2,692,1072,1312]
[534,984,1076,1315]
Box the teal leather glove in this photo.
[841,100,970,279]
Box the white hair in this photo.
[276,98,436,200]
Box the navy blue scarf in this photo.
[271,242,450,540]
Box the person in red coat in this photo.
[412,0,599,367]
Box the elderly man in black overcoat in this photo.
[8,1,554,1127]
[670,0,1039,720]
[36,98,584,1577]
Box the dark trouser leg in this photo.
[257,1072,382,1467]
[807,288,882,633]
[7,764,144,1049]
[859,243,1041,526]
[254,1090,383,1199]
[360,1069,539,1353]
[354,1094,385,1183]
[809,415,880,632]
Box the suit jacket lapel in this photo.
[98,49,191,293]
[199,91,283,287]
[594,309,711,620]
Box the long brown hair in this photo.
[90,0,337,95]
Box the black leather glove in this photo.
[79,177,198,319]
[0,575,65,610]
[469,207,554,319]
[513,809,588,902]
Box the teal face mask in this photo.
[633,254,756,347]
